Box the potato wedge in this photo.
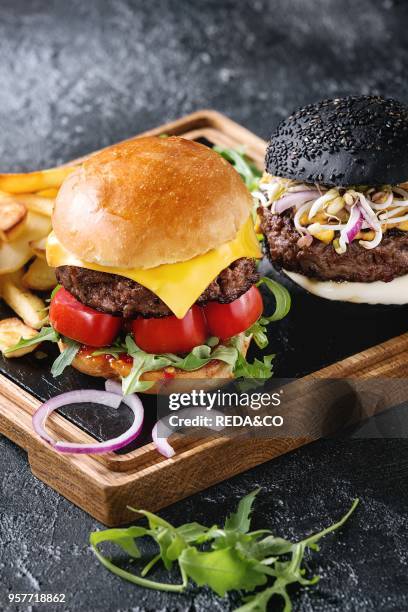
[0,211,51,275]
[0,196,27,241]
[0,272,48,329]
[4,193,54,217]
[0,165,75,194]
[22,257,56,291]
[0,317,39,358]
[29,236,47,260]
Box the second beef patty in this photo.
[56,258,259,318]
[260,207,408,283]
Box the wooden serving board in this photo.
[0,110,408,526]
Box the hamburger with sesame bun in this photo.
[39,136,284,393]
[256,96,408,304]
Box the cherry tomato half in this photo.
[49,287,122,347]
[203,286,263,340]
[131,305,207,354]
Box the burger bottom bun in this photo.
[284,270,408,305]
[57,334,251,394]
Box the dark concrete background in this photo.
[1,1,408,610]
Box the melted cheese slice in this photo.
[46,218,262,318]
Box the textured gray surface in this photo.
[1,1,408,611]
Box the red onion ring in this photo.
[152,408,225,459]
[274,190,319,214]
[32,389,144,454]
[339,204,362,249]
[358,194,381,231]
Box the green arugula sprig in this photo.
[90,490,359,610]
[4,324,80,377]
[214,146,262,191]
[247,277,292,350]
[121,336,240,394]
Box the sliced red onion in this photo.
[358,194,381,231]
[339,204,362,249]
[273,190,319,214]
[105,379,123,396]
[32,389,144,454]
[152,408,225,459]
[152,422,175,458]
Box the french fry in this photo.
[2,193,54,217]
[36,188,59,199]
[22,257,56,291]
[0,165,75,194]
[29,236,47,260]
[0,317,39,358]
[0,271,48,329]
[0,197,27,241]
[0,211,51,275]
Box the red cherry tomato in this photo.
[131,305,207,354]
[203,286,263,340]
[49,287,122,347]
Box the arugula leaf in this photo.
[235,585,278,612]
[176,522,215,543]
[179,546,267,597]
[233,351,274,380]
[89,527,187,593]
[224,488,260,534]
[122,335,239,395]
[50,284,62,300]
[245,277,291,350]
[4,325,59,354]
[214,146,262,192]
[91,495,359,610]
[236,499,360,611]
[50,337,80,377]
[258,277,291,323]
[300,497,360,549]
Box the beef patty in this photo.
[56,258,259,318]
[259,207,408,283]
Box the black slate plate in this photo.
[1,137,407,454]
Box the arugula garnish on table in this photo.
[90,489,359,610]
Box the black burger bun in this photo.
[265,96,408,187]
